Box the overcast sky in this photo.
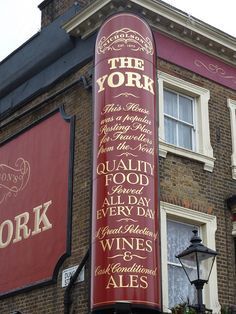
[0,0,235,62]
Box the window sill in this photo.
[159,141,215,172]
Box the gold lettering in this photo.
[0,200,53,249]
[107,72,125,88]
[102,196,125,206]
[128,196,151,207]
[125,71,143,89]
[107,57,120,69]
[96,156,153,179]
[120,57,136,69]
[99,237,153,252]
[108,57,144,70]
[105,172,149,186]
[140,276,148,289]
[13,212,31,243]
[0,220,13,248]
[96,205,132,220]
[106,275,119,289]
[96,70,154,94]
[134,58,144,70]
[32,200,53,235]
[100,238,115,251]
[108,185,144,195]
[96,74,108,92]
[143,74,154,94]
[106,274,148,289]
[137,207,155,219]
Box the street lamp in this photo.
[176,229,217,314]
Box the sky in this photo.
[0,0,235,62]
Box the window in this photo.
[227,99,236,179]
[161,202,220,313]
[164,89,195,151]
[158,72,215,172]
[167,220,198,308]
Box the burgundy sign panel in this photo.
[155,32,236,91]
[0,110,73,296]
[91,13,161,312]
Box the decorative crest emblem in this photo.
[97,28,154,55]
[0,158,30,204]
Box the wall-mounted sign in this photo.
[62,265,85,288]
[91,13,161,312]
[0,109,74,297]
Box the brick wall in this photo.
[0,58,235,312]
[159,59,236,307]
[39,0,93,28]
[0,63,93,314]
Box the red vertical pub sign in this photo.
[91,13,161,312]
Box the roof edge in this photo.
[62,0,236,65]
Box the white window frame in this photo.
[161,202,220,314]
[227,99,236,180]
[164,88,196,151]
[158,71,215,172]
[166,219,199,307]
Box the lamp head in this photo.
[176,229,217,285]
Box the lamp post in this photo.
[176,230,217,314]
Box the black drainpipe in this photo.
[64,249,90,314]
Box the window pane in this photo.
[164,117,177,145]
[167,220,194,263]
[179,95,193,124]
[168,264,197,308]
[167,220,197,308]
[178,123,192,150]
[164,90,178,117]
